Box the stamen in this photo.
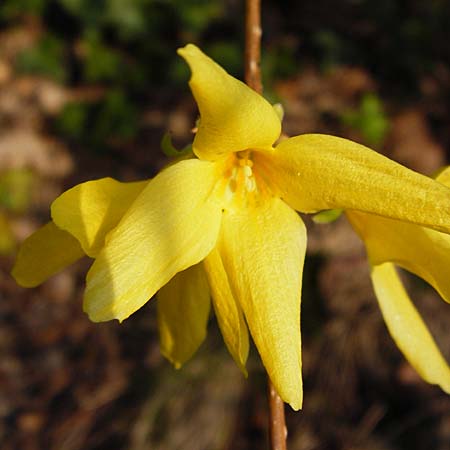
[243,165,253,178]
[245,176,256,192]
[221,151,260,207]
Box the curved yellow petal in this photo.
[203,248,249,374]
[217,197,306,410]
[255,134,450,233]
[371,263,450,393]
[51,178,148,257]
[84,159,223,323]
[434,165,450,185]
[178,44,281,161]
[347,210,450,304]
[12,221,85,287]
[157,263,211,368]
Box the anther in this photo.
[245,176,256,192]
[243,165,252,178]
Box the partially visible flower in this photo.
[12,44,450,409]
[347,167,450,394]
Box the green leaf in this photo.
[312,209,343,224]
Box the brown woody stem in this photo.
[268,381,288,450]
[244,0,288,449]
[244,0,263,94]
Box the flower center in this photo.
[220,150,268,209]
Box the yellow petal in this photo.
[255,134,450,233]
[12,221,85,287]
[157,263,211,368]
[84,159,223,322]
[371,263,450,393]
[177,44,281,161]
[203,248,249,374]
[51,178,148,257]
[347,210,450,304]
[434,165,450,185]
[217,196,306,410]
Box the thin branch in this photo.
[245,0,263,94]
[244,1,288,449]
[268,381,288,450]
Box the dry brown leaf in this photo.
[0,130,73,178]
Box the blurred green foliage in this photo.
[341,93,389,148]
[0,169,35,255]
[0,169,34,214]
[56,102,88,140]
[294,0,450,93]
[15,34,67,82]
[0,0,304,153]
[1,0,239,152]
[262,42,298,87]
[1,0,446,154]
[56,90,138,149]
[0,0,47,18]
[81,30,122,83]
[312,30,347,70]
[176,0,224,35]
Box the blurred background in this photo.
[1,0,450,449]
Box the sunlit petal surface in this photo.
[12,221,85,287]
[52,178,148,257]
[348,210,450,304]
[204,248,249,374]
[371,263,450,393]
[178,44,281,161]
[256,134,450,233]
[157,263,211,368]
[217,197,306,410]
[435,165,450,184]
[84,159,223,322]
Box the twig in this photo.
[268,381,288,450]
[244,1,288,449]
[245,0,263,94]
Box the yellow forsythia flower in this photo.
[347,166,450,396]
[12,44,450,410]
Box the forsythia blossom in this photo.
[346,167,450,395]
[12,44,450,410]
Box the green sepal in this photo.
[312,209,343,224]
[161,132,193,157]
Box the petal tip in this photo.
[235,361,248,378]
[10,221,84,288]
[160,347,185,370]
[83,300,125,323]
[10,265,37,288]
[285,389,303,411]
[441,380,450,395]
[177,44,205,72]
[289,401,303,411]
[177,43,200,58]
